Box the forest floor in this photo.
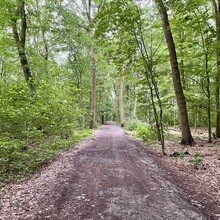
[149,127,220,218]
[0,123,219,219]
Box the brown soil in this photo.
[0,123,219,219]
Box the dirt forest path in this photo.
[0,122,216,220]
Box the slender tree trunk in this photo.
[41,27,49,75]
[12,1,36,91]
[42,29,49,62]
[0,60,5,78]
[216,0,220,138]
[155,0,194,145]
[200,29,212,142]
[132,95,138,119]
[132,4,166,154]
[119,77,125,126]
[90,48,97,129]
[206,54,212,143]
[211,0,220,137]
[87,0,97,129]
[112,83,118,121]
[148,85,160,140]
[194,109,197,131]
[134,34,166,153]
[152,77,165,154]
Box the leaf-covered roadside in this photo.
[0,130,92,188]
[145,127,220,210]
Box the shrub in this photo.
[134,123,157,142]
[124,119,140,131]
[0,129,92,188]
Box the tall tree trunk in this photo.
[206,55,212,143]
[155,0,194,145]
[211,0,220,137]
[90,48,97,129]
[217,1,220,137]
[41,26,49,75]
[87,0,97,129]
[119,77,125,126]
[112,83,118,121]
[200,26,212,142]
[179,31,186,90]
[12,1,36,91]
[132,94,137,119]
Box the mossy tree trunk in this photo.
[12,0,36,91]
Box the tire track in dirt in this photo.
[0,122,216,219]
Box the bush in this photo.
[134,123,157,142]
[0,80,88,140]
[0,129,92,188]
[124,119,140,131]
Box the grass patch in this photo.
[0,129,92,188]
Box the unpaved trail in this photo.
[0,123,217,219]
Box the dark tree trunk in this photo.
[12,1,36,91]
[211,0,220,137]
[155,0,194,145]
[101,114,104,125]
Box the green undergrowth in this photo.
[189,152,203,165]
[0,129,92,188]
[124,119,158,143]
[124,120,183,145]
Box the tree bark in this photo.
[155,0,194,144]
[12,1,36,91]
[132,94,137,119]
[119,77,125,126]
[179,31,186,90]
[211,0,220,137]
[87,0,97,129]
